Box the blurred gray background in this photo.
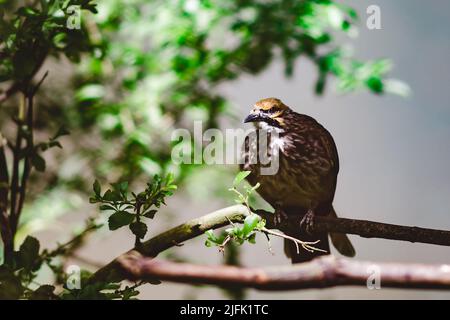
[41,0,450,299]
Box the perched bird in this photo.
[241,97,355,263]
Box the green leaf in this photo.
[16,7,40,17]
[0,267,23,299]
[53,126,70,139]
[76,84,105,102]
[89,197,99,203]
[48,140,63,149]
[18,236,40,271]
[93,180,101,196]
[243,214,261,236]
[205,229,217,242]
[29,285,58,300]
[366,77,383,93]
[205,229,224,244]
[248,233,256,244]
[108,211,135,230]
[103,189,121,202]
[256,219,266,230]
[31,154,46,172]
[120,286,140,300]
[165,172,175,185]
[233,171,251,187]
[119,181,128,195]
[53,32,67,49]
[129,221,147,239]
[205,239,213,247]
[103,283,121,290]
[235,226,244,238]
[143,209,157,219]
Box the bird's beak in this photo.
[244,112,262,123]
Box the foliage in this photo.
[0,0,149,299]
[0,0,97,83]
[205,171,266,248]
[0,172,176,299]
[0,0,409,300]
[90,174,176,241]
[0,219,101,300]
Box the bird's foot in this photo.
[300,209,315,234]
[273,208,289,228]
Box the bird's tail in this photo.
[329,206,355,257]
[283,206,355,263]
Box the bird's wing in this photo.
[284,115,339,204]
[287,116,338,172]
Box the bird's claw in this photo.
[300,210,315,234]
[273,209,288,228]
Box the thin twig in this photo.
[219,235,232,253]
[12,91,34,234]
[260,227,325,254]
[15,72,49,228]
[225,216,237,228]
[8,97,25,239]
[42,219,101,260]
[0,133,8,207]
[0,132,12,261]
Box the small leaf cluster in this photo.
[59,271,141,300]
[28,126,70,172]
[205,214,266,248]
[0,236,55,299]
[0,0,98,83]
[229,171,260,206]
[205,171,265,249]
[90,174,177,241]
[0,217,102,300]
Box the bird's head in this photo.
[244,98,290,129]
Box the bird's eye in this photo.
[268,107,280,114]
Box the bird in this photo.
[241,97,355,263]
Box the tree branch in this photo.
[0,133,8,206]
[117,251,450,290]
[89,205,450,284]
[90,205,250,283]
[0,134,13,261]
[12,72,47,234]
[279,212,450,246]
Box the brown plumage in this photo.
[241,98,355,263]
